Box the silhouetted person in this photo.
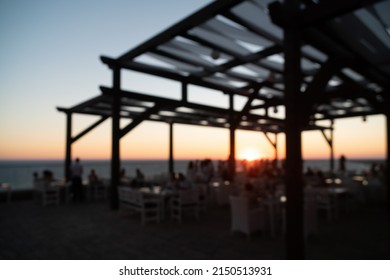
[339,155,346,173]
[42,170,54,182]
[370,163,378,177]
[186,161,196,182]
[120,168,132,185]
[71,158,83,202]
[176,173,191,189]
[305,167,314,177]
[88,169,99,185]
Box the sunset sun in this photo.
[238,147,262,161]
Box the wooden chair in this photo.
[34,179,60,207]
[171,189,199,223]
[119,187,160,225]
[194,183,208,212]
[90,179,108,200]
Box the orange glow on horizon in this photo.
[237,147,262,161]
[0,116,386,161]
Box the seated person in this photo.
[131,168,145,187]
[88,169,99,186]
[136,169,145,181]
[42,170,54,182]
[176,173,192,189]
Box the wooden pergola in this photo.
[57,0,390,259]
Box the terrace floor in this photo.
[0,198,389,260]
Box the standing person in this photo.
[339,155,346,174]
[186,161,196,182]
[71,157,83,202]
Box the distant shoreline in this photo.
[0,157,385,163]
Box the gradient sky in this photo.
[0,0,386,161]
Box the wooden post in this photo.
[330,126,335,176]
[284,0,305,259]
[110,66,121,210]
[182,82,188,103]
[169,122,174,175]
[264,132,278,164]
[65,112,72,182]
[229,93,236,181]
[229,126,236,181]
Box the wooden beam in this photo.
[264,132,277,149]
[223,9,325,66]
[237,85,264,120]
[102,57,252,97]
[250,97,284,110]
[119,106,160,138]
[183,33,285,75]
[320,128,335,174]
[304,58,340,98]
[195,45,283,78]
[115,0,244,62]
[100,86,285,125]
[297,0,384,28]
[263,132,278,161]
[338,76,387,114]
[303,25,389,89]
[71,95,106,113]
[315,111,379,121]
[71,116,109,143]
[223,10,282,45]
[302,58,341,120]
[268,0,383,28]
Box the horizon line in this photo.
[0,156,386,162]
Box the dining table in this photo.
[139,185,174,220]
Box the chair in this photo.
[194,183,208,212]
[171,189,199,223]
[90,179,108,200]
[34,179,60,207]
[229,195,265,237]
[139,192,161,225]
[119,187,160,225]
[311,188,336,222]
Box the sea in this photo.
[0,159,384,191]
